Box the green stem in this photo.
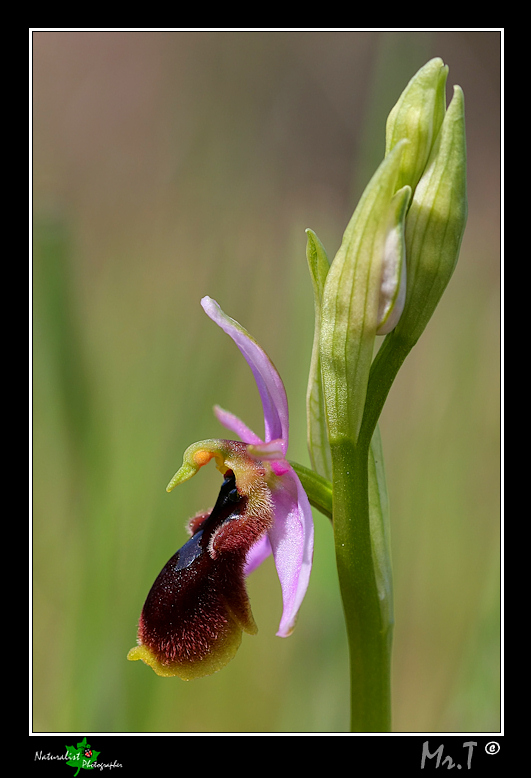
[331,437,392,732]
[358,330,413,450]
[331,329,413,732]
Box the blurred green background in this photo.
[32,30,500,733]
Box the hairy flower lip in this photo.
[128,468,260,679]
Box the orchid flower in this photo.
[128,297,313,679]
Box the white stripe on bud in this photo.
[377,185,411,335]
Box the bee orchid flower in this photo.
[128,297,314,679]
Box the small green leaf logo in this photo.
[65,737,100,776]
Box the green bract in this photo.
[305,228,332,481]
[319,139,408,446]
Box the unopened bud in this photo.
[396,84,467,346]
[386,57,448,193]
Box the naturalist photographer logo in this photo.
[34,737,122,774]
[65,737,100,774]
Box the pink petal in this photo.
[244,534,272,576]
[213,404,263,445]
[268,469,314,637]
[201,297,289,450]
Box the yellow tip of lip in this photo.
[127,625,246,680]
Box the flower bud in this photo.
[310,58,467,451]
[395,84,467,346]
[386,57,448,193]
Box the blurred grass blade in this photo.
[33,216,104,491]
